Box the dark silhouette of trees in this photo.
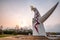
[0,25,3,34]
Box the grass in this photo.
[0,34,16,38]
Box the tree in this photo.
[15,25,19,34]
[0,25,3,34]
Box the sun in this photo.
[18,19,28,28]
[20,22,27,27]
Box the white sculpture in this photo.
[31,2,59,36]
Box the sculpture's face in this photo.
[30,6,36,11]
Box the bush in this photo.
[2,29,33,35]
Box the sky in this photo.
[0,0,60,32]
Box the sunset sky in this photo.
[0,0,60,32]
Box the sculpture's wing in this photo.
[40,2,59,23]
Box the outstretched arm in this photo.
[40,2,59,23]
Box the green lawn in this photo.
[0,34,16,38]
